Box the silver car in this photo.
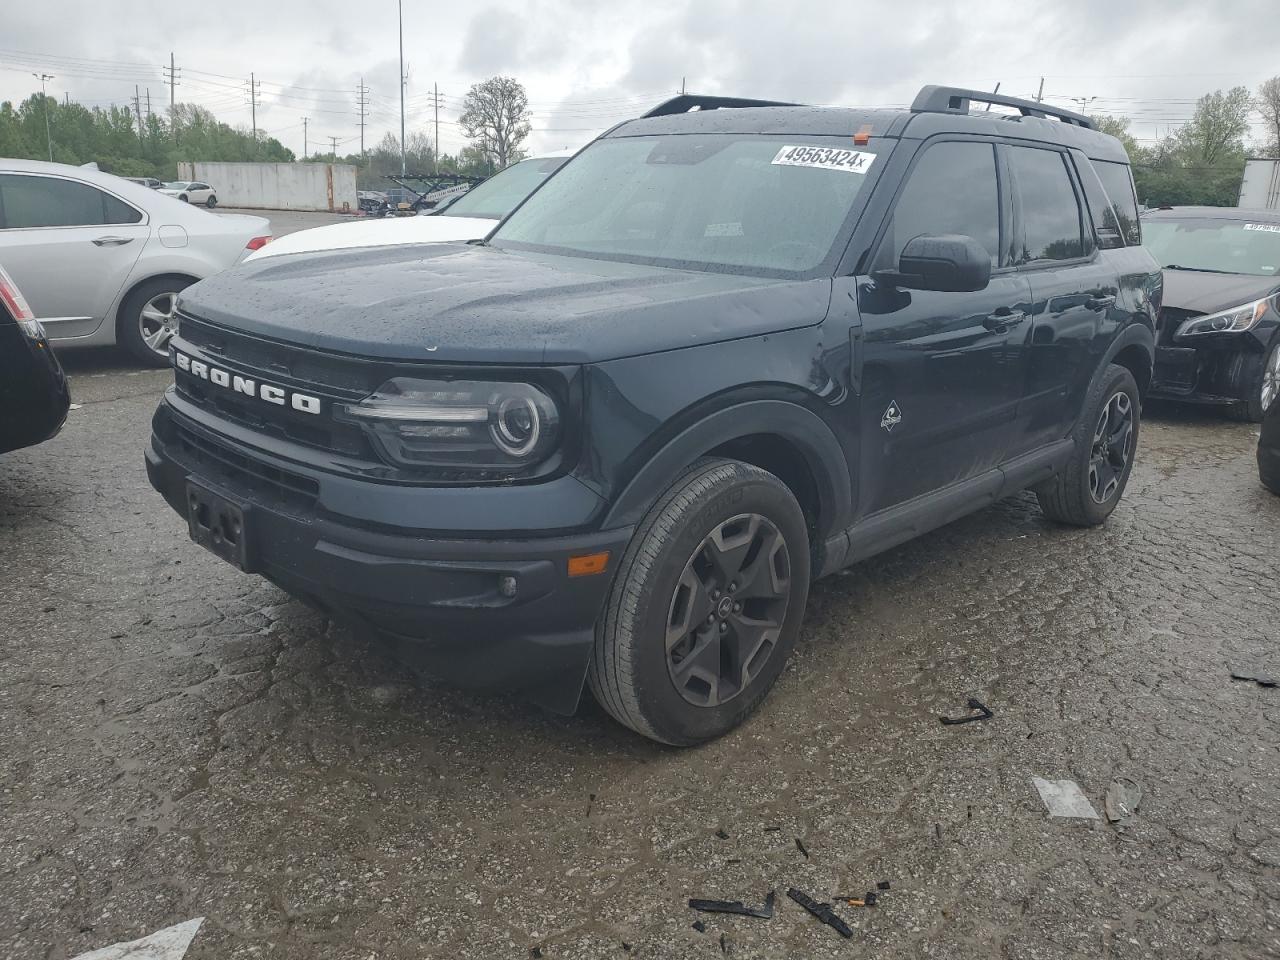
[0,159,270,365]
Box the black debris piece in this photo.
[715,828,730,840]
[795,838,810,859]
[787,888,854,939]
[719,932,728,954]
[621,944,632,952]
[586,793,597,817]
[939,698,993,725]
[688,890,775,920]
[530,949,543,959]
[726,858,742,865]
[865,891,878,907]
[692,920,707,933]
[877,881,891,890]
[763,826,781,832]
[1231,667,1278,688]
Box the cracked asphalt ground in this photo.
[3,355,1280,960]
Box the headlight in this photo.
[1174,297,1271,338]
[336,377,561,473]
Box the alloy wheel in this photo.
[139,292,179,357]
[665,513,791,708]
[1089,391,1134,504]
[1262,345,1280,413]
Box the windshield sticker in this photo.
[704,222,744,237]
[1244,223,1280,234]
[771,145,876,174]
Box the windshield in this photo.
[162,182,189,190]
[1143,217,1280,277]
[491,135,882,276]
[440,157,567,220]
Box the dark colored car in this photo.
[0,264,70,455]
[145,87,1160,744]
[1143,207,1280,422]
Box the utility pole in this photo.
[329,135,338,157]
[32,73,54,162]
[430,83,443,173]
[398,0,407,175]
[164,53,180,111]
[984,82,1001,111]
[302,116,310,158]
[133,84,144,139]
[356,77,370,159]
[1035,77,1044,103]
[246,72,261,147]
[680,77,686,95]
[1071,96,1097,115]
[146,88,152,123]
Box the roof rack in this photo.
[641,94,803,118]
[910,85,1095,129]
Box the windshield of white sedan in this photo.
[440,156,566,220]
[1143,217,1280,276]
[162,182,188,190]
[492,135,881,275]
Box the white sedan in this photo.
[0,159,269,364]
[159,180,217,207]
[250,151,572,260]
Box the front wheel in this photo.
[1036,363,1140,526]
[1229,338,1280,423]
[588,459,810,745]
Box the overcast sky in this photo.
[1,0,1276,160]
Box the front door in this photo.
[856,138,1032,515]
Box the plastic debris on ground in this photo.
[69,919,204,960]
[1104,778,1143,828]
[787,888,854,938]
[688,890,776,919]
[939,698,993,725]
[1032,776,1100,819]
[1230,667,1277,688]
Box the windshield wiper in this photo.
[1163,264,1237,274]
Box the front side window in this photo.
[441,157,566,220]
[877,140,1001,269]
[0,174,142,229]
[1142,217,1280,277]
[492,134,883,277]
[1008,147,1086,263]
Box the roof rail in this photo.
[910,85,1095,129]
[641,94,802,118]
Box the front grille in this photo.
[172,421,318,518]
[1158,307,1201,345]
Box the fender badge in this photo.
[881,401,903,432]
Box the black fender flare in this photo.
[601,399,853,537]
[1102,321,1155,378]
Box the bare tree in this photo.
[459,76,531,169]
[1257,76,1280,155]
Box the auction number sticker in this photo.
[771,145,876,174]
[1244,222,1280,234]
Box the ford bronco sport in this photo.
[146,87,1160,745]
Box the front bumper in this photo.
[1150,340,1262,406]
[145,402,633,714]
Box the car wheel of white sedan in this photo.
[117,277,194,366]
[205,195,217,208]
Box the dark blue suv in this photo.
[146,87,1160,744]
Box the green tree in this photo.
[1256,76,1280,156]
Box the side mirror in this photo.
[876,234,992,293]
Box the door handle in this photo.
[92,236,134,246]
[1086,293,1116,311]
[983,309,1027,332]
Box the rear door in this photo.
[856,138,1033,514]
[0,173,148,339]
[1004,145,1119,450]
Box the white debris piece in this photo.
[70,918,204,960]
[1032,777,1100,819]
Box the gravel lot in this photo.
[2,353,1279,959]
[216,207,351,239]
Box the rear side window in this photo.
[879,140,1002,268]
[1093,160,1141,246]
[0,174,142,229]
[1074,158,1124,249]
[1008,147,1086,263]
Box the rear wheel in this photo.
[1036,364,1140,526]
[178,194,188,202]
[117,277,193,366]
[588,459,810,745]
[205,195,217,208]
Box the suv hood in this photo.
[179,243,829,363]
[1162,269,1280,314]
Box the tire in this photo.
[588,458,811,746]
[116,277,194,367]
[1226,337,1279,424]
[1036,363,1141,526]
[205,195,217,208]
[179,194,188,202]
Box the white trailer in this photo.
[1239,158,1280,210]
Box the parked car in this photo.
[1142,206,1280,421]
[1261,374,1280,493]
[0,263,69,456]
[146,87,1158,744]
[159,181,217,207]
[123,176,163,189]
[249,152,572,260]
[0,159,269,365]
[357,190,390,216]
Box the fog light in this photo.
[498,575,518,598]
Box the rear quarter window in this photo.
[1093,161,1141,246]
